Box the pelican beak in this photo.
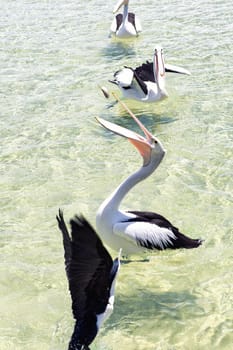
[108,79,118,86]
[96,97,155,166]
[153,46,165,82]
[113,0,126,13]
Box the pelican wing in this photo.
[113,220,176,250]
[114,210,202,250]
[134,61,155,82]
[110,14,123,33]
[134,61,191,83]
[57,211,114,347]
[127,210,203,249]
[127,12,136,29]
[56,209,72,276]
[68,215,113,319]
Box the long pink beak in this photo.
[96,95,155,164]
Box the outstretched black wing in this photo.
[56,210,114,348]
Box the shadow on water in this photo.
[105,289,202,331]
[95,113,176,141]
[113,110,176,129]
[102,40,137,61]
[98,106,176,136]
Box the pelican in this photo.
[96,100,203,256]
[110,0,142,38]
[56,210,120,350]
[109,46,191,103]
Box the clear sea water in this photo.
[0,0,233,349]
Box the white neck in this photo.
[99,152,164,213]
[123,4,129,21]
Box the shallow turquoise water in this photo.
[0,0,233,349]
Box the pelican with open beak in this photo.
[96,99,203,256]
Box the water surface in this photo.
[0,1,233,349]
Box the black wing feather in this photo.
[134,61,155,83]
[56,209,72,276]
[134,61,182,83]
[128,12,136,29]
[57,211,114,348]
[115,13,123,31]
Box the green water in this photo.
[0,0,232,349]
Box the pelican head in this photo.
[96,104,165,167]
[113,0,129,14]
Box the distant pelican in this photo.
[96,100,203,256]
[56,210,120,350]
[110,46,191,102]
[110,0,142,38]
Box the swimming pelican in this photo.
[110,0,142,38]
[56,209,120,350]
[109,46,191,103]
[96,100,203,256]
